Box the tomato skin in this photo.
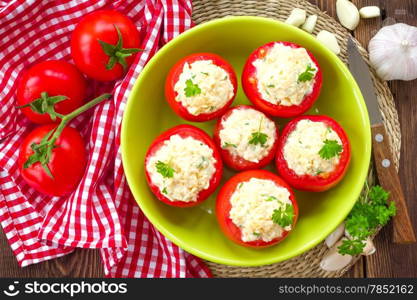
[18,124,87,197]
[275,115,351,192]
[71,10,140,81]
[165,53,237,122]
[145,124,223,207]
[216,170,298,248]
[16,60,87,124]
[213,105,279,171]
[242,41,322,118]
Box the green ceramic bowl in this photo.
[121,16,371,266]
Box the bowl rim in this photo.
[121,16,371,266]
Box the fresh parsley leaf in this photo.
[197,156,207,169]
[319,139,342,159]
[223,142,237,148]
[265,195,278,201]
[253,232,261,237]
[238,183,243,189]
[338,238,366,256]
[316,170,323,175]
[249,118,268,146]
[184,79,201,97]
[267,84,275,88]
[271,204,294,228]
[201,72,209,76]
[297,64,316,82]
[156,161,174,178]
[340,185,396,256]
[162,187,168,194]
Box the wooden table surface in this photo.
[0,0,416,278]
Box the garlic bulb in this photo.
[369,23,417,81]
[336,0,360,31]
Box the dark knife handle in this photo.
[371,123,416,244]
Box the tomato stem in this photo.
[23,93,112,178]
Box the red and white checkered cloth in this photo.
[0,0,212,278]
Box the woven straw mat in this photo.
[192,0,402,278]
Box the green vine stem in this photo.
[23,93,112,177]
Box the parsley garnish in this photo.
[297,64,316,82]
[197,156,207,169]
[272,204,294,228]
[319,139,342,159]
[201,72,209,76]
[338,185,396,256]
[162,187,168,194]
[184,79,201,97]
[253,232,261,237]
[265,195,278,201]
[249,118,268,147]
[223,142,237,148]
[267,84,275,88]
[156,161,175,178]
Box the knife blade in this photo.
[347,37,416,244]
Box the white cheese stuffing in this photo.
[229,178,292,242]
[174,60,234,116]
[283,120,342,176]
[219,107,277,163]
[146,134,217,203]
[253,43,317,106]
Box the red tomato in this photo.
[216,170,298,248]
[275,115,351,192]
[213,105,279,171]
[242,41,323,117]
[18,124,87,196]
[145,124,223,207]
[165,53,237,122]
[16,60,87,124]
[71,10,140,81]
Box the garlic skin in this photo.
[285,8,307,27]
[336,0,360,30]
[316,30,341,55]
[369,23,417,81]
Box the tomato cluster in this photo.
[17,10,141,197]
[147,41,351,248]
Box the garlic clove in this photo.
[316,30,341,55]
[285,8,307,27]
[369,23,417,81]
[362,238,376,256]
[301,15,318,33]
[336,0,360,30]
[320,240,353,272]
[359,6,381,19]
[325,222,345,248]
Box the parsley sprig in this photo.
[297,64,316,82]
[319,139,342,159]
[338,185,396,256]
[271,204,294,228]
[184,79,201,97]
[249,118,268,147]
[156,161,175,178]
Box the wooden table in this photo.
[0,0,416,278]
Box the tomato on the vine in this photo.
[16,60,87,124]
[71,10,141,81]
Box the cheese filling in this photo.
[219,107,277,163]
[253,43,318,106]
[229,178,292,242]
[174,60,234,116]
[146,134,217,202]
[283,120,343,176]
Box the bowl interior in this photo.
[122,16,371,266]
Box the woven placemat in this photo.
[192,0,401,278]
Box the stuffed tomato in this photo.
[213,105,279,171]
[145,124,223,207]
[276,115,351,192]
[216,170,298,248]
[165,53,237,122]
[242,41,322,117]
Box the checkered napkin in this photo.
[0,0,211,278]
